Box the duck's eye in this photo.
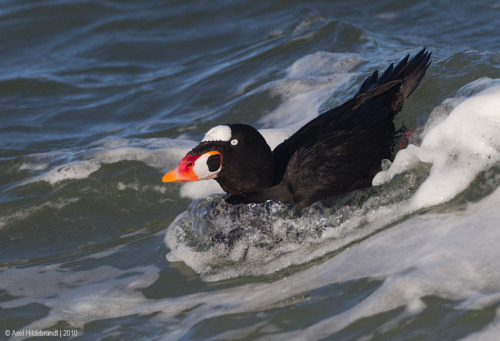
[230,139,239,146]
[187,162,193,168]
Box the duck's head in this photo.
[163,124,274,194]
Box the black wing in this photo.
[271,48,432,184]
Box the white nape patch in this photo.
[202,125,232,142]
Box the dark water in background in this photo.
[1,0,500,340]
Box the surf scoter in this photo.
[163,49,431,207]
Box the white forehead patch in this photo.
[202,125,232,142]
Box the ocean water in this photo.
[1,0,500,340]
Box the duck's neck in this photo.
[216,159,274,195]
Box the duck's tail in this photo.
[356,48,432,112]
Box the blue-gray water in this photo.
[1,1,500,340]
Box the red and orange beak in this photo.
[162,151,222,183]
[162,154,201,183]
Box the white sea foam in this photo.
[36,160,102,185]
[165,78,500,282]
[166,184,500,339]
[258,52,363,129]
[0,262,160,330]
[267,184,500,340]
[0,198,80,229]
[373,77,500,209]
[17,133,224,199]
[4,184,500,339]
[17,150,72,172]
[21,138,194,186]
[18,161,50,171]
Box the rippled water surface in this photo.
[1,0,500,340]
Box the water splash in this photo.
[166,78,500,282]
[165,166,425,281]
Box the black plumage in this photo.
[165,49,432,207]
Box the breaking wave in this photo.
[165,77,500,282]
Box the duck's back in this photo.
[281,93,402,207]
[273,49,430,206]
[272,49,431,184]
[227,49,431,207]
